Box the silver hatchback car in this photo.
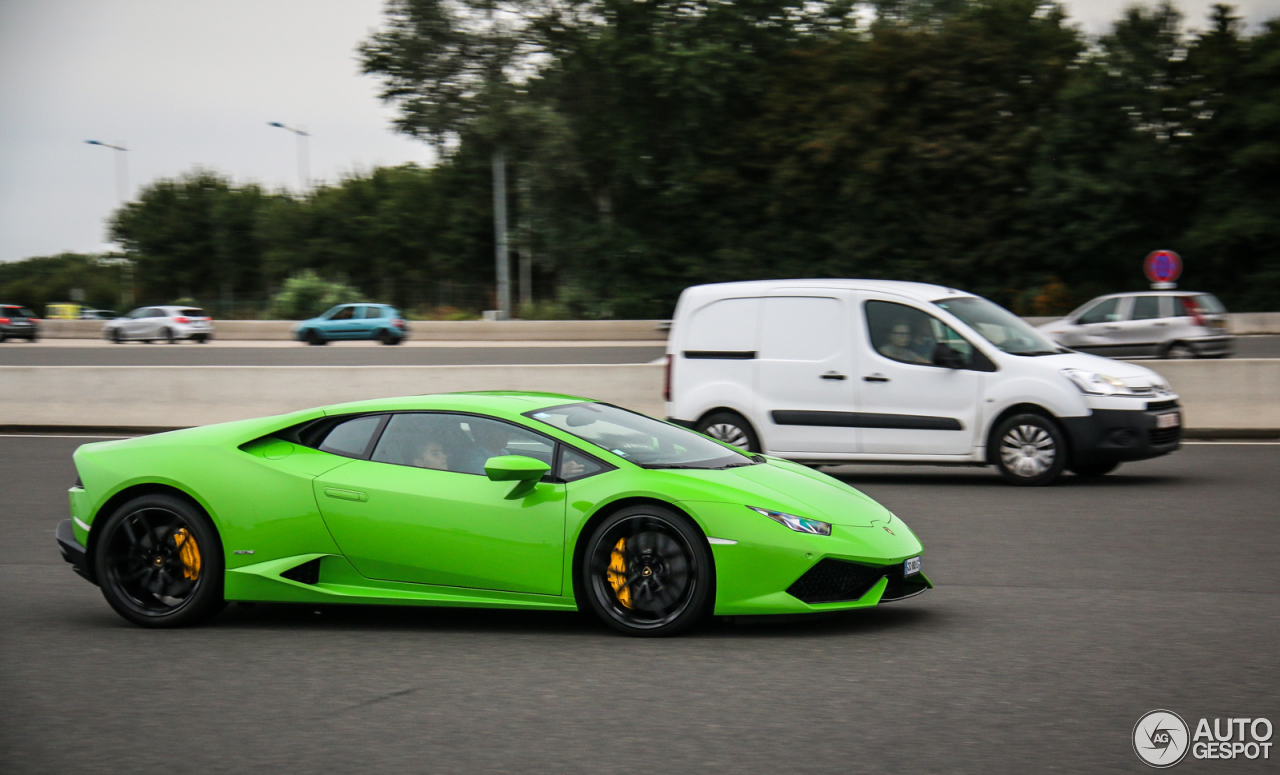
[1038,292,1232,359]
[103,306,215,344]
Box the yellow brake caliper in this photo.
[607,538,632,608]
[173,528,202,581]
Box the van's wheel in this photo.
[1070,461,1120,478]
[695,411,761,453]
[581,505,713,637]
[993,413,1067,486]
[93,493,226,628]
[1163,342,1196,359]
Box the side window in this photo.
[319,415,384,458]
[559,447,609,482]
[1077,298,1120,325]
[372,413,555,475]
[759,296,842,361]
[331,307,355,321]
[1130,296,1161,320]
[362,306,383,319]
[866,301,970,367]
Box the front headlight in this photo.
[748,506,832,536]
[1062,369,1128,396]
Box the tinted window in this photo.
[934,296,1059,355]
[1077,298,1121,325]
[18,308,35,318]
[319,415,384,458]
[372,413,554,475]
[330,307,355,321]
[361,306,385,319]
[1130,296,1162,320]
[867,301,974,366]
[179,308,205,317]
[1192,294,1226,313]
[560,448,608,481]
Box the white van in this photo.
[664,280,1183,485]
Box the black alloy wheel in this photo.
[378,329,400,345]
[582,505,713,636]
[164,327,176,344]
[111,328,123,344]
[992,413,1068,486]
[695,411,761,453]
[1070,461,1120,478]
[94,494,225,628]
[1163,341,1197,360]
[306,329,327,346]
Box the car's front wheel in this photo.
[993,413,1067,486]
[305,329,327,346]
[581,505,713,637]
[695,411,761,453]
[93,494,225,628]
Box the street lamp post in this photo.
[267,122,310,191]
[86,140,133,309]
[85,140,129,203]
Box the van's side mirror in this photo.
[932,342,965,369]
[485,455,551,499]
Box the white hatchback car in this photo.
[1036,291,1232,359]
[103,306,214,344]
[664,280,1182,485]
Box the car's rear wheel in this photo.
[94,494,225,628]
[306,329,327,346]
[164,327,176,344]
[993,413,1067,486]
[695,411,761,453]
[1163,341,1196,359]
[378,329,401,345]
[582,505,713,637]
[1070,461,1120,478]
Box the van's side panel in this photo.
[667,294,761,428]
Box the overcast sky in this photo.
[2,0,1278,265]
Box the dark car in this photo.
[0,305,40,342]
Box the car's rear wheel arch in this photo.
[570,497,714,612]
[985,403,1071,465]
[87,483,220,582]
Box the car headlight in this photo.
[748,506,831,536]
[1061,369,1128,396]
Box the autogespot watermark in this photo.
[1133,710,1273,768]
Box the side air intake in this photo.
[280,558,322,585]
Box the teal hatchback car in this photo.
[294,303,408,345]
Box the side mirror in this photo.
[484,455,551,499]
[932,342,965,369]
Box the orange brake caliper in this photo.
[607,538,632,608]
[173,528,202,581]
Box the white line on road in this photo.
[1183,441,1280,445]
[0,434,132,439]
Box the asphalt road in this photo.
[0,335,1277,365]
[2,437,1277,773]
[0,342,667,366]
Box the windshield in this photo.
[526,403,754,469]
[933,296,1063,355]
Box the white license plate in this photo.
[904,556,921,576]
[1157,412,1181,429]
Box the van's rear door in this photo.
[756,292,859,454]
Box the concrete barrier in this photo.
[0,364,665,429]
[0,360,1274,434]
[1146,359,1280,431]
[38,319,670,341]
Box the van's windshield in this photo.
[525,403,755,469]
[933,297,1064,356]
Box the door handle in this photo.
[820,372,847,381]
[1104,325,1121,331]
[863,374,890,383]
[1154,322,1167,327]
[324,487,368,502]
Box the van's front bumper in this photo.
[1060,401,1182,465]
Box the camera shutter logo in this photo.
[1134,710,1190,768]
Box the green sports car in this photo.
[55,392,931,636]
